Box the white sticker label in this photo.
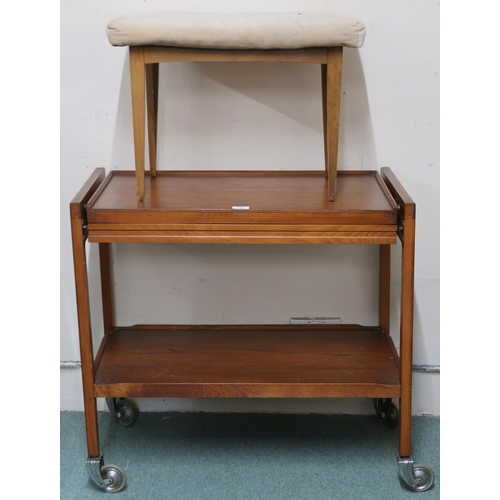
[232,206,250,210]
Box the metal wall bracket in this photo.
[397,205,405,243]
[82,203,89,240]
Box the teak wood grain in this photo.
[70,170,106,458]
[381,166,416,458]
[69,168,106,220]
[86,171,398,237]
[130,46,146,199]
[325,47,343,201]
[70,167,417,461]
[88,230,396,245]
[146,63,159,177]
[94,325,400,399]
[379,244,391,333]
[98,243,115,335]
[144,46,328,64]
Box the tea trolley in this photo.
[70,166,435,492]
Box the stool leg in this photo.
[130,46,146,200]
[325,47,343,201]
[146,63,159,178]
[321,64,328,173]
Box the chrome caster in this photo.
[106,398,139,427]
[86,453,127,493]
[373,398,399,428]
[397,455,435,492]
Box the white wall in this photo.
[61,0,439,415]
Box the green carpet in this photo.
[60,411,439,499]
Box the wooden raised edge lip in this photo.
[96,169,378,176]
[380,167,416,219]
[93,384,401,399]
[111,323,380,331]
[70,168,106,219]
[86,170,115,211]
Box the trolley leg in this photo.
[379,244,391,333]
[70,170,129,492]
[99,243,115,335]
[397,214,435,492]
[71,218,100,458]
[399,216,415,458]
[380,168,435,491]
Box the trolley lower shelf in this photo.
[94,324,400,399]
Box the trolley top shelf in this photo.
[79,169,404,245]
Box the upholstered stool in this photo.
[107,11,366,200]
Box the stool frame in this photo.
[128,46,343,201]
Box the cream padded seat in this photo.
[107,11,365,49]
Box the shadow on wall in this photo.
[340,48,378,170]
[109,48,378,173]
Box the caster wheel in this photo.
[380,401,399,429]
[373,398,382,417]
[115,399,139,427]
[100,464,127,493]
[408,464,435,492]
